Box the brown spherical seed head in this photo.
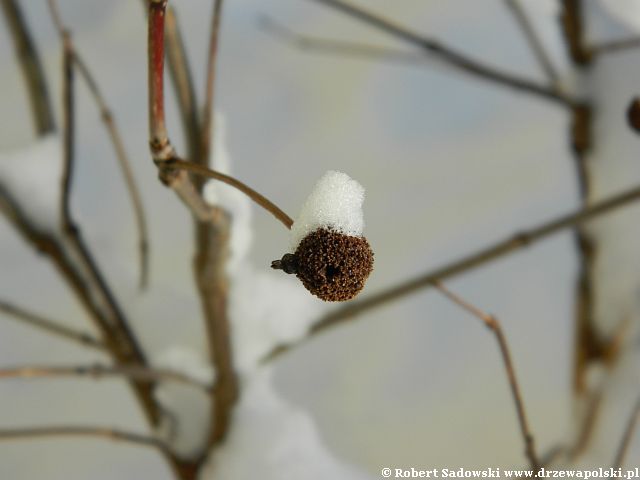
[627,97,640,133]
[293,228,374,302]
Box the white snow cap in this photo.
[289,170,365,251]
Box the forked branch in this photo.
[503,0,559,87]
[306,0,573,107]
[147,0,239,451]
[47,0,150,289]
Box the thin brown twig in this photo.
[147,0,239,451]
[433,281,540,470]
[1,187,161,426]
[165,6,201,163]
[0,300,106,351]
[148,0,171,155]
[0,426,169,452]
[307,0,574,107]
[166,158,293,229]
[147,1,217,223]
[196,0,241,450]
[261,15,440,65]
[569,388,603,461]
[59,32,75,228]
[0,0,56,135]
[264,179,640,361]
[613,395,640,468]
[200,0,224,172]
[47,0,150,289]
[57,20,160,426]
[591,37,640,55]
[504,0,559,87]
[0,363,211,392]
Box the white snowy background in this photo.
[0,0,639,478]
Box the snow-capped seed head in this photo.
[289,170,365,252]
[274,171,373,301]
[274,228,373,301]
[627,98,640,133]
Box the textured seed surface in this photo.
[294,228,374,301]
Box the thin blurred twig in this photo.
[48,0,150,289]
[0,363,211,392]
[305,0,574,107]
[200,0,224,172]
[0,300,106,351]
[560,0,592,66]
[0,0,55,135]
[55,9,161,428]
[503,0,559,87]
[433,281,540,471]
[591,37,640,55]
[613,395,640,468]
[0,426,169,452]
[558,1,601,395]
[165,6,201,163]
[261,16,434,65]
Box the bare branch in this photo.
[261,15,436,65]
[559,0,598,394]
[0,0,56,135]
[199,0,224,174]
[47,0,150,289]
[148,0,171,155]
[0,425,169,452]
[0,363,211,392]
[504,0,559,87]
[433,281,540,470]
[264,180,640,361]
[147,1,219,223]
[0,300,106,351]
[165,6,201,162]
[613,395,640,468]
[146,0,239,449]
[197,0,241,449]
[166,158,293,229]
[55,16,160,426]
[306,0,574,107]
